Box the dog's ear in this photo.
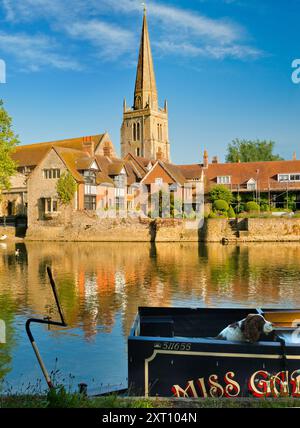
[242,315,263,343]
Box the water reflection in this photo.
[1,241,300,390]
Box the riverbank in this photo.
[1,394,300,408]
[3,217,300,243]
[23,217,300,242]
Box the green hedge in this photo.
[245,201,260,212]
[213,199,229,212]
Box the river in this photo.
[0,241,300,394]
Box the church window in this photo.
[137,148,140,156]
[133,123,137,141]
[137,123,141,140]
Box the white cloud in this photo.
[155,40,263,60]
[0,32,81,71]
[66,20,135,60]
[0,0,264,69]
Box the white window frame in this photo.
[278,173,300,182]
[217,176,231,185]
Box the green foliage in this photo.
[259,198,270,212]
[56,172,77,205]
[226,139,283,163]
[245,201,260,212]
[213,199,229,212]
[0,100,20,193]
[227,206,236,218]
[47,386,82,409]
[209,185,233,204]
[284,193,297,211]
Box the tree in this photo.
[56,172,77,205]
[226,139,283,163]
[0,100,19,194]
[209,185,233,204]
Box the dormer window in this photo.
[83,170,96,185]
[247,178,257,191]
[217,176,231,185]
[278,173,300,182]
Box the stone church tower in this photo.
[121,9,170,162]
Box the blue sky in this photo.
[0,0,299,164]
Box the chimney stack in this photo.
[103,142,113,158]
[203,150,209,169]
[212,156,219,164]
[82,136,95,158]
[293,152,297,161]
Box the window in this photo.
[44,169,60,179]
[83,170,96,185]
[136,148,140,157]
[137,123,140,140]
[155,178,163,185]
[278,173,300,182]
[45,198,59,213]
[133,123,137,141]
[217,176,231,185]
[84,195,96,211]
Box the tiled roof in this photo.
[162,162,188,186]
[96,172,114,185]
[12,134,105,167]
[205,160,300,191]
[54,147,86,183]
[176,164,203,180]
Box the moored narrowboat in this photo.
[128,307,300,398]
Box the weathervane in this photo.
[141,2,146,13]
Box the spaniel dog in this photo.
[217,314,273,343]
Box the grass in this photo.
[1,389,300,408]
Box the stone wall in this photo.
[26,213,200,242]
[203,217,300,242]
[245,218,300,242]
[24,215,300,242]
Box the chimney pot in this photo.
[82,136,95,157]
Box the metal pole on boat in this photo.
[25,267,67,390]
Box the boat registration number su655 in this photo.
[154,342,192,351]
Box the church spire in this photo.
[134,8,158,111]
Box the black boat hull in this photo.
[128,307,300,398]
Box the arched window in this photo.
[133,123,137,141]
[137,123,140,140]
[136,148,140,156]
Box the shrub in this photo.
[56,172,77,205]
[213,199,229,212]
[245,201,260,212]
[228,206,236,218]
[208,211,217,218]
[209,185,233,204]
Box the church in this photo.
[1,9,300,224]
